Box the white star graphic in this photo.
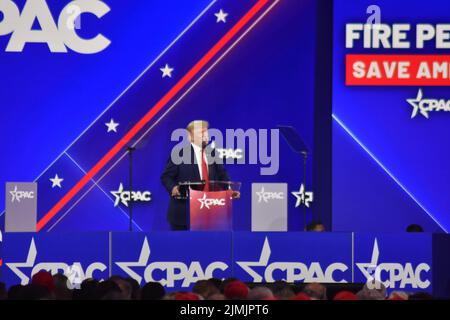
[160,64,174,78]
[291,184,313,208]
[198,193,210,210]
[6,238,37,285]
[215,9,228,23]
[356,239,380,283]
[111,183,126,207]
[50,174,64,188]
[236,237,271,282]
[115,237,150,285]
[256,187,267,203]
[407,89,428,119]
[105,118,119,132]
[9,186,20,202]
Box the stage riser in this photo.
[1,232,449,298]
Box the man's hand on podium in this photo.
[232,191,240,199]
[171,186,180,198]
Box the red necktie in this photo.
[201,149,209,191]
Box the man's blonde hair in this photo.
[186,120,209,133]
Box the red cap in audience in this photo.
[333,291,359,300]
[31,270,56,293]
[175,292,200,300]
[224,281,249,299]
[292,293,311,300]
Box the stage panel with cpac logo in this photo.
[0,231,449,298]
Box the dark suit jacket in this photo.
[160,144,230,226]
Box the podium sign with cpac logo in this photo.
[189,189,233,231]
[5,182,37,232]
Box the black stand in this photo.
[127,146,136,232]
[302,151,308,231]
[277,125,310,231]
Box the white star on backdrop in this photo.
[407,89,428,119]
[5,238,37,285]
[236,237,271,282]
[256,187,267,203]
[160,64,174,78]
[215,9,228,23]
[50,174,64,188]
[105,119,119,132]
[291,184,313,208]
[115,237,151,285]
[9,186,20,202]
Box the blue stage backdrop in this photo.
[332,0,450,233]
[0,0,318,232]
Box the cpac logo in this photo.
[291,184,313,208]
[356,239,431,289]
[9,185,35,203]
[0,0,111,53]
[407,89,450,119]
[210,141,243,160]
[115,237,228,288]
[110,183,151,207]
[5,238,107,288]
[256,187,284,203]
[236,237,348,283]
[217,148,243,159]
[198,193,225,210]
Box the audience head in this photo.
[306,221,326,232]
[110,276,132,300]
[52,273,72,300]
[192,280,220,299]
[125,277,141,300]
[303,283,327,300]
[94,280,123,300]
[271,281,295,300]
[406,224,424,232]
[208,278,223,290]
[247,286,274,300]
[357,281,387,300]
[388,291,409,300]
[141,282,165,300]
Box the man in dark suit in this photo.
[161,120,239,230]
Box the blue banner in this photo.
[232,232,352,284]
[111,232,232,291]
[2,232,109,288]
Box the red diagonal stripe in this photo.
[37,0,269,231]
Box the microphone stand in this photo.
[127,146,136,232]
